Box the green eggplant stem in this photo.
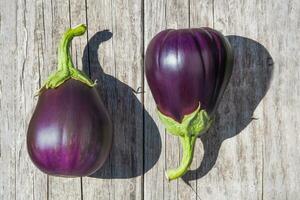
[57,24,87,71]
[157,103,213,181]
[166,135,197,181]
[37,24,95,95]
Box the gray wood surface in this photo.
[0,0,299,199]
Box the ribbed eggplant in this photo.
[145,28,233,180]
[27,24,112,177]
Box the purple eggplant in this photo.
[145,28,233,180]
[27,24,112,177]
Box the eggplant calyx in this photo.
[69,67,96,87]
[37,24,95,95]
[157,103,213,181]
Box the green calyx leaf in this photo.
[37,24,95,95]
[157,103,213,181]
[157,103,213,137]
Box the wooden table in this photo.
[0,0,299,199]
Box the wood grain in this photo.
[0,0,18,199]
[39,0,82,199]
[143,0,167,199]
[0,0,48,199]
[16,0,48,199]
[81,0,114,199]
[82,0,144,199]
[0,0,299,199]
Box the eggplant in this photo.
[27,24,112,177]
[145,28,233,180]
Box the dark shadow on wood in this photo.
[182,36,274,183]
[82,30,162,179]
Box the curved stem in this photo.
[37,24,95,94]
[157,103,212,180]
[166,135,197,181]
[57,24,86,71]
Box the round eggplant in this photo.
[145,28,233,180]
[27,24,112,177]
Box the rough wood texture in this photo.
[0,0,299,199]
[40,1,82,199]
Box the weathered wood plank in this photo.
[189,0,299,199]
[212,0,274,199]
[186,1,214,200]
[143,1,167,200]
[14,0,49,199]
[39,0,82,199]
[255,0,300,199]
[190,1,268,199]
[0,0,18,199]
[81,0,114,199]
[163,1,195,199]
[111,0,144,197]
[80,0,115,199]
[0,0,48,199]
[82,0,144,199]
[69,0,88,198]
[144,0,199,200]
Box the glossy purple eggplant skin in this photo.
[145,28,233,122]
[27,79,112,177]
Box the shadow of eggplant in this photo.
[182,35,274,182]
[82,30,162,179]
